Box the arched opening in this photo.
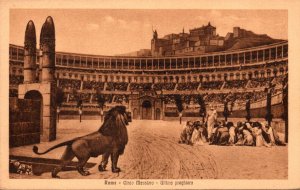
[142,100,152,120]
[155,108,161,120]
[24,90,42,100]
[24,90,43,142]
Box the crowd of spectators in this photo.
[129,83,152,91]
[204,93,228,104]
[251,91,266,102]
[9,75,24,85]
[223,79,248,89]
[113,95,129,104]
[59,79,81,90]
[163,94,204,105]
[106,82,128,91]
[83,81,104,90]
[272,75,285,86]
[200,81,223,90]
[163,90,273,106]
[177,82,199,91]
[248,78,272,88]
[153,83,176,91]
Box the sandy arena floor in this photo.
[10,119,288,179]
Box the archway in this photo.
[142,100,152,120]
[24,90,42,100]
[24,90,43,142]
[155,108,161,120]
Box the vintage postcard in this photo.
[1,0,300,189]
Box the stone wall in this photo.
[9,98,41,147]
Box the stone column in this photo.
[40,17,56,83]
[39,16,57,141]
[23,21,37,83]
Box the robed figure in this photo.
[265,81,275,125]
[245,95,251,122]
[223,99,230,122]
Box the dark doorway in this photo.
[142,100,152,120]
[155,108,161,120]
[24,90,43,139]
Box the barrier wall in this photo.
[9,98,41,147]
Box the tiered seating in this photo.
[59,79,81,90]
[106,82,128,91]
[177,82,199,90]
[226,92,252,102]
[83,81,104,90]
[92,94,113,103]
[204,93,228,104]
[153,83,176,91]
[163,95,176,104]
[223,80,248,89]
[248,78,271,88]
[130,83,152,91]
[200,81,223,90]
[272,75,285,86]
[113,95,129,103]
[81,93,91,103]
[163,94,204,105]
[251,91,266,101]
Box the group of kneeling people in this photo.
[178,120,286,147]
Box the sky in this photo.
[10,9,287,55]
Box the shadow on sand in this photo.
[9,155,96,176]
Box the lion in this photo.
[32,106,130,178]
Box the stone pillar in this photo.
[23,21,37,83]
[39,16,57,141]
[40,16,56,83]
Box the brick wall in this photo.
[9,98,41,147]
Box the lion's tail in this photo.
[32,139,75,155]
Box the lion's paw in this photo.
[98,165,107,172]
[112,167,121,173]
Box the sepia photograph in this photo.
[1,0,300,189]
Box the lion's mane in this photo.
[98,106,129,154]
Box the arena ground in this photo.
[9,119,288,179]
